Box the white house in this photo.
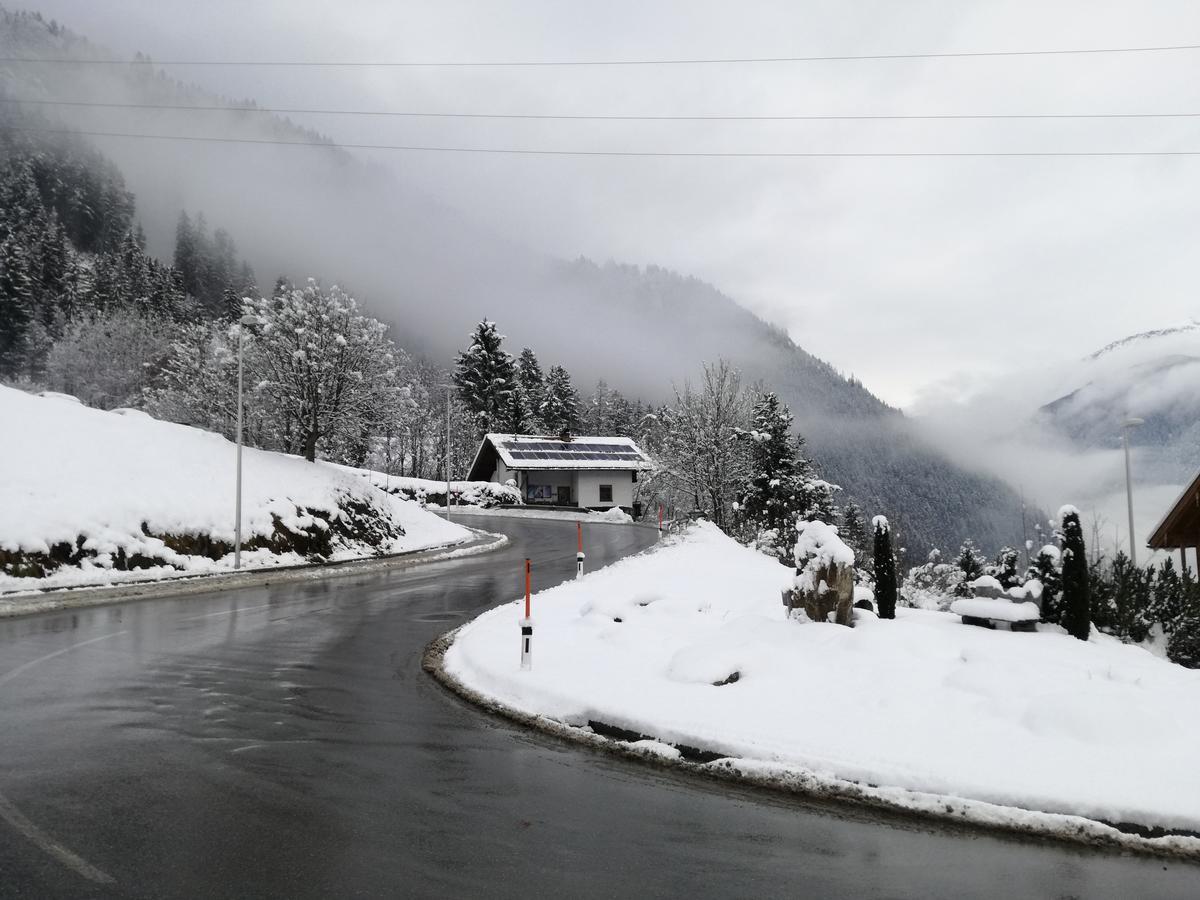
[466,433,654,513]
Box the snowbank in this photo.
[447,522,1200,835]
[0,387,472,592]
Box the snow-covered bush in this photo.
[381,477,522,509]
[900,549,963,611]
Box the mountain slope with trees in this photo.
[0,6,1027,557]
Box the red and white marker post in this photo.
[576,522,586,579]
[520,558,533,671]
[658,505,664,539]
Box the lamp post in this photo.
[1121,417,1144,566]
[437,384,455,519]
[234,313,263,569]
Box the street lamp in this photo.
[234,312,263,569]
[1121,417,1144,566]
[437,384,455,519]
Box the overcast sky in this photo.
[31,0,1200,407]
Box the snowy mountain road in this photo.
[0,517,1194,898]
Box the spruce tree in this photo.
[1059,508,1092,640]
[873,516,897,619]
[516,348,546,426]
[540,365,581,433]
[731,392,836,562]
[1151,557,1187,634]
[995,547,1021,589]
[1167,615,1200,668]
[453,319,516,436]
[1032,546,1063,623]
[953,541,985,597]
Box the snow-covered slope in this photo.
[0,386,471,592]
[448,523,1200,837]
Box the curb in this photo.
[0,528,509,620]
[423,626,1200,863]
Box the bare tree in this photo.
[652,360,752,530]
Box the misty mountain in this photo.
[0,7,1031,558]
[1038,322,1200,484]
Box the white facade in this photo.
[469,434,651,511]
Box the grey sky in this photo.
[30,0,1200,406]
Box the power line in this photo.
[5,97,1200,122]
[1,42,1199,67]
[3,125,1197,157]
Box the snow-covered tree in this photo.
[540,364,581,433]
[1058,506,1091,641]
[731,390,836,561]
[516,348,546,430]
[872,516,897,618]
[43,308,173,409]
[994,547,1021,590]
[652,361,750,532]
[499,380,534,435]
[953,540,985,597]
[1168,614,1200,668]
[1032,544,1064,624]
[900,548,963,611]
[1150,557,1188,634]
[453,319,515,437]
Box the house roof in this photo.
[469,433,655,477]
[1147,468,1200,550]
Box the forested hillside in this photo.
[0,6,1031,558]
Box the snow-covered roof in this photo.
[476,433,655,472]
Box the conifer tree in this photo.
[873,516,898,618]
[732,391,836,562]
[540,364,581,433]
[453,319,515,436]
[516,348,546,423]
[953,541,985,596]
[1031,545,1063,623]
[995,547,1021,589]
[1059,507,1092,640]
[1151,557,1188,634]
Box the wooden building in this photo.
[1147,469,1200,574]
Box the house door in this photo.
[557,485,573,506]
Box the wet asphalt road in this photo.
[0,516,1196,899]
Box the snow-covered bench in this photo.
[949,576,1041,632]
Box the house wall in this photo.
[576,470,635,509]
[524,469,576,504]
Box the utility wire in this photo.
[4,97,1199,121]
[1,42,1199,67]
[3,125,1196,157]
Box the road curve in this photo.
[0,517,1194,899]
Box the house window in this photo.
[631,470,638,483]
[599,484,613,503]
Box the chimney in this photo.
[558,429,573,443]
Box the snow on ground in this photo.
[447,521,1200,833]
[451,506,637,525]
[0,387,472,593]
[332,465,522,507]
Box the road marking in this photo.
[0,791,116,884]
[0,630,128,688]
[0,630,127,885]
